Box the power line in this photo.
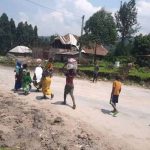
[24,0,82,19]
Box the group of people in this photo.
[15,62,32,95]
[14,57,122,113]
[14,57,77,109]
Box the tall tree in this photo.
[115,0,138,55]
[16,22,24,45]
[49,34,57,44]
[80,8,117,63]
[33,26,38,38]
[0,13,11,54]
[27,24,34,46]
[133,34,150,67]
[16,22,35,47]
[10,18,16,47]
[0,12,39,54]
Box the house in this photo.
[52,33,79,49]
[55,51,79,62]
[8,46,32,57]
[49,34,108,62]
[51,33,79,61]
[82,45,108,59]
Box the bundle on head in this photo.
[67,58,77,70]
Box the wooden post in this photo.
[79,15,85,62]
[94,42,97,65]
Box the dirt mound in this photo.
[0,92,102,150]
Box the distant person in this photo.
[93,62,99,83]
[63,67,76,109]
[110,76,122,116]
[41,57,54,99]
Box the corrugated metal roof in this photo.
[9,46,32,53]
[82,45,108,56]
[55,34,78,46]
[56,51,79,55]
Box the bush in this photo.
[129,67,150,81]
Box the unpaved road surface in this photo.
[0,65,150,150]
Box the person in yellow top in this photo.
[110,76,122,116]
[41,57,54,99]
[44,57,53,71]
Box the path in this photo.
[0,65,150,150]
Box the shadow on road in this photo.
[36,96,50,100]
[101,108,112,115]
[52,101,73,109]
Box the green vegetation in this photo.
[115,0,138,55]
[54,60,150,82]
[80,8,117,63]
[0,13,38,55]
[0,56,15,65]
[54,62,64,69]
[0,57,149,86]
[129,68,150,80]
[0,148,11,150]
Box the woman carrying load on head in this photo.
[44,57,53,71]
[14,61,22,91]
[41,57,54,99]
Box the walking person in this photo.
[22,64,32,95]
[44,57,53,71]
[41,57,54,99]
[33,59,43,91]
[14,61,22,91]
[93,62,99,83]
[63,66,76,109]
[41,69,54,99]
[110,75,122,116]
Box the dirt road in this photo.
[0,65,150,150]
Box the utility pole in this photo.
[79,15,85,62]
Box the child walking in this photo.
[110,76,122,116]
[21,64,32,95]
[63,69,76,109]
[22,71,32,95]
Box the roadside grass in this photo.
[129,68,150,80]
[0,56,150,82]
[54,62,64,68]
[0,148,12,150]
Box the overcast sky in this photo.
[0,0,150,36]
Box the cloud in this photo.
[16,0,150,36]
[18,12,29,22]
[17,0,100,36]
[74,0,101,15]
[137,0,150,34]
[110,0,150,35]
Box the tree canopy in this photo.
[115,0,138,43]
[82,9,117,46]
[133,34,150,67]
[0,13,38,55]
[79,9,117,64]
